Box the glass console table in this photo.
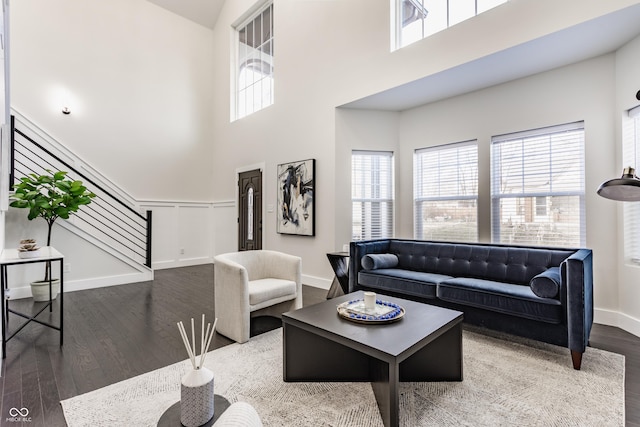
[0,247,64,358]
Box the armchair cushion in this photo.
[249,278,297,306]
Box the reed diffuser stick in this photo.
[200,318,218,368]
[177,321,197,369]
[177,315,218,370]
[191,318,196,366]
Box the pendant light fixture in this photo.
[597,166,640,201]
[597,91,640,201]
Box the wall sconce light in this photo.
[62,106,71,115]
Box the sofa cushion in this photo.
[437,277,562,324]
[530,267,561,299]
[361,253,399,270]
[359,269,452,299]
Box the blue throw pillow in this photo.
[361,253,399,271]
[529,267,561,298]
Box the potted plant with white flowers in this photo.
[9,170,96,300]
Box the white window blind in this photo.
[414,141,478,242]
[623,105,640,264]
[352,151,394,241]
[234,2,273,120]
[491,122,585,247]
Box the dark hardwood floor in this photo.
[0,265,637,426]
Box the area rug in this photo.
[61,328,624,426]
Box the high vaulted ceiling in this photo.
[146,0,225,29]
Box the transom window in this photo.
[623,105,640,264]
[393,0,508,50]
[491,122,586,247]
[352,151,394,241]
[234,2,274,120]
[414,141,478,242]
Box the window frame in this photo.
[414,140,479,242]
[623,105,640,264]
[392,0,508,50]
[490,121,586,248]
[351,150,395,241]
[232,1,274,121]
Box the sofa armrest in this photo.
[562,249,593,354]
[349,239,391,292]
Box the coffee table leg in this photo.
[370,359,399,427]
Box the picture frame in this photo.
[276,159,315,236]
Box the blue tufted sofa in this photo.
[349,239,593,370]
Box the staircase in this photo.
[9,110,152,277]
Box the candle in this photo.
[364,291,376,310]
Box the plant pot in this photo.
[30,279,60,302]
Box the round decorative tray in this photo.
[337,298,405,324]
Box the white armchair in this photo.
[213,250,302,343]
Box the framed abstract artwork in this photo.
[276,159,315,236]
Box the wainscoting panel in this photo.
[140,201,214,269]
[212,200,237,256]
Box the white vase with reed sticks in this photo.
[177,315,217,427]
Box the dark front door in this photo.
[238,169,262,251]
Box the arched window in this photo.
[235,2,274,120]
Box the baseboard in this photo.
[6,271,154,300]
[302,274,332,290]
[594,307,640,338]
[153,257,214,270]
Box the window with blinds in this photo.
[623,105,640,264]
[491,122,585,247]
[352,151,394,241]
[414,141,478,242]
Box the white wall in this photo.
[10,0,215,201]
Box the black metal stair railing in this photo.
[9,116,152,268]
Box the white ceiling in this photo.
[146,0,225,29]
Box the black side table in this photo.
[326,252,349,299]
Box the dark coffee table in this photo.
[282,291,463,427]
